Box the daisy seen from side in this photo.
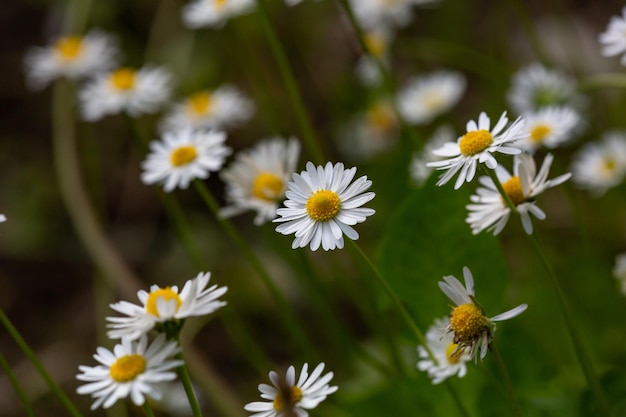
[518,106,581,153]
[350,0,440,30]
[599,7,626,66]
[182,0,255,29]
[355,26,394,86]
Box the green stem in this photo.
[175,340,204,417]
[0,350,35,417]
[142,402,157,417]
[0,307,84,417]
[490,343,523,417]
[578,73,626,91]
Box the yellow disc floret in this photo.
[186,92,214,117]
[501,176,525,206]
[109,68,137,91]
[54,36,83,61]
[146,287,183,317]
[215,0,228,9]
[459,130,493,156]
[365,32,386,58]
[170,145,198,167]
[530,124,551,143]
[306,190,341,222]
[449,303,489,343]
[109,354,146,382]
[252,172,284,201]
[273,386,303,411]
[366,103,395,133]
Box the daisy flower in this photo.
[518,106,580,153]
[107,271,228,340]
[24,29,118,90]
[160,85,255,133]
[182,0,255,29]
[0,214,5,223]
[427,111,526,190]
[350,0,440,30]
[410,125,455,186]
[466,153,571,235]
[417,316,471,384]
[79,65,172,121]
[613,252,626,296]
[219,137,301,225]
[274,162,376,251]
[141,129,231,192]
[570,131,626,196]
[76,334,182,410]
[438,267,528,360]
[244,363,337,417]
[397,70,466,126]
[599,7,626,66]
[355,27,394,86]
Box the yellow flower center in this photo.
[603,158,616,174]
[215,0,228,9]
[449,303,490,343]
[365,32,386,58]
[530,124,551,143]
[109,68,137,91]
[186,92,214,117]
[366,103,395,133]
[145,287,182,317]
[109,354,146,382]
[306,190,341,222]
[458,130,493,156]
[170,145,198,167]
[421,91,445,112]
[273,386,303,411]
[54,36,83,61]
[252,172,284,202]
[501,176,525,206]
[445,342,463,365]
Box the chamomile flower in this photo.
[160,85,255,133]
[24,30,118,90]
[466,153,571,235]
[274,162,375,251]
[0,214,5,223]
[417,316,471,384]
[219,137,301,225]
[76,334,182,410]
[182,0,255,29]
[397,71,466,125]
[613,252,626,295]
[350,0,440,30]
[599,7,626,66]
[438,267,528,360]
[79,65,172,121]
[107,272,228,340]
[427,111,526,189]
[410,125,455,186]
[141,129,231,192]
[518,106,580,153]
[570,131,626,196]
[244,363,337,417]
[355,27,394,86]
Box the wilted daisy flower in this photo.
[466,153,571,235]
[350,0,440,30]
[219,137,300,225]
[182,0,255,29]
[397,71,466,126]
[417,316,471,384]
[355,27,394,86]
[79,65,172,121]
[24,30,118,90]
[571,131,626,196]
[518,106,580,153]
[141,129,231,192]
[410,125,455,186]
[274,161,376,251]
[438,267,528,360]
[244,363,337,417]
[613,252,626,295]
[599,7,626,66]
[160,85,255,133]
[427,111,526,189]
[76,334,182,410]
[107,272,228,340]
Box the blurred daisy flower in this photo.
[244,363,337,417]
[599,7,626,66]
[350,0,440,30]
[355,26,394,86]
[274,161,375,251]
[417,316,471,384]
[160,85,255,133]
[79,65,172,121]
[613,252,626,295]
[518,106,580,153]
[24,30,118,90]
[76,334,182,410]
[0,214,5,223]
[107,272,228,340]
[141,129,231,192]
[410,125,455,186]
[182,0,255,29]
[219,137,301,225]
[427,111,526,190]
[570,131,626,196]
[397,70,466,126]
[438,267,528,360]
[466,153,571,235]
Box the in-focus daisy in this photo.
[613,252,626,296]
[219,137,301,225]
[410,125,455,186]
[24,30,118,90]
[599,7,626,66]
[427,111,526,189]
[466,153,571,235]
[76,334,182,410]
[438,267,527,360]
[141,129,231,192]
[79,65,172,121]
[107,272,228,340]
[350,0,440,30]
[274,162,376,251]
[570,131,626,196]
[518,106,580,153]
[244,363,337,417]
[182,0,255,29]
[397,71,466,126]
[160,85,255,133]
[355,27,394,86]
[417,316,471,384]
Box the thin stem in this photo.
[176,340,204,417]
[0,307,85,417]
[142,402,157,417]
[0,350,35,417]
[578,73,626,91]
[490,343,523,417]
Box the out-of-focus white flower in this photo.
[613,252,626,296]
[182,0,255,29]
[599,7,626,66]
[355,27,394,86]
[518,106,580,153]
[350,0,440,30]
